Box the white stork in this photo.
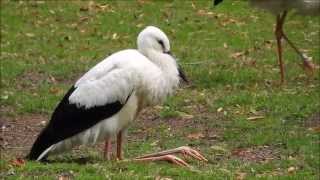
[214,0,319,83]
[27,26,207,167]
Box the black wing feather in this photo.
[27,86,127,160]
[214,0,224,6]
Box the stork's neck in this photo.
[143,49,178,75]
[140,49,180,105]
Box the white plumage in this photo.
[28,26,190,163]
[69,49,179,108]
[51,47,180,155]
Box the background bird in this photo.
[27,26,206,167]
[214,0,319,83]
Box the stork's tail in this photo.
[26,128,54,161]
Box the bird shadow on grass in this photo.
[44,156,100,164]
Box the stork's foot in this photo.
[134,154,191,168]
[133,146,207,168]
[301,54,317,73]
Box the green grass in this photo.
[1,0,319,179]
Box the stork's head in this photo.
[137,26,171,55]
[137,26,188,83]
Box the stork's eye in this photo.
[157,40,164,48]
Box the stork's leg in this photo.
[281,29,315,72]
[104,137,112,160]
[276,11,314,76]
[275,12,287,83]
[116,130,124,160]
[133,146,207,168]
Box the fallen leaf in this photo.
[1,95,8,100]
[191,2,196,9]
[223,42,228,49]
[247,116,265,121]
[217,107,223,112]
[223,111,228,116]
[177,111,194,119]
[58,175,71,180]
[10,158,25,167]
[187,132,204,140]
[112,33,118,40]
[235,172,247,180]
[150,140,158,146]
[230,51,245,59]
[39,121,47,126]
[25,33,35,37]
[79,16,89,22]
[155,176,173,180]
[287,166,296,174]
[196,9,215,17]
[49,87,62,95]
[309,126,320,133]
[210,145,227,152]
[136,23,144,28]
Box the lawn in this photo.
[1,0,319,179]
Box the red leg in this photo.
[275,12,287,84]
[282,33,315,73]
[116,130,123,160]
[275,11,315,80]
[104,137,112,160]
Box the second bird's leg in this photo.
[133,146,207,168]
[275,11,287,83]
[276,11,314,75]
[281,28,315,72]
[116,130,124,160]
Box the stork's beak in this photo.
[178,64,189,83]
[213,0,223,6]
[165,51,189,83]
[165,51,172,55]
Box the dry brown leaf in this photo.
[191,2,196,9]
[287,166,296,174]
[235,172,247,180]
[10,158,25,167]
[155,176,173,180]
[49,87,62,95]
[187,132,204,140]
[309,126,320,133]
[58,175,71,180]
[217,107,223,112]
[177,111,194,119]
[223,42,228,49]
[25,33,35,37]
[247,116,265,121]
[112,33,118,40]
[230,51,245,59]
[196,9,214,17]
[137,0,151,5]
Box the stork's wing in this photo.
[27,65,135,160]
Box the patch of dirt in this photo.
[17,70,81,91]
[231,145,281,163]
[304,112,320,128]
[130,107,223,144]
[0,114,48,158]
[17,70,48,91]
